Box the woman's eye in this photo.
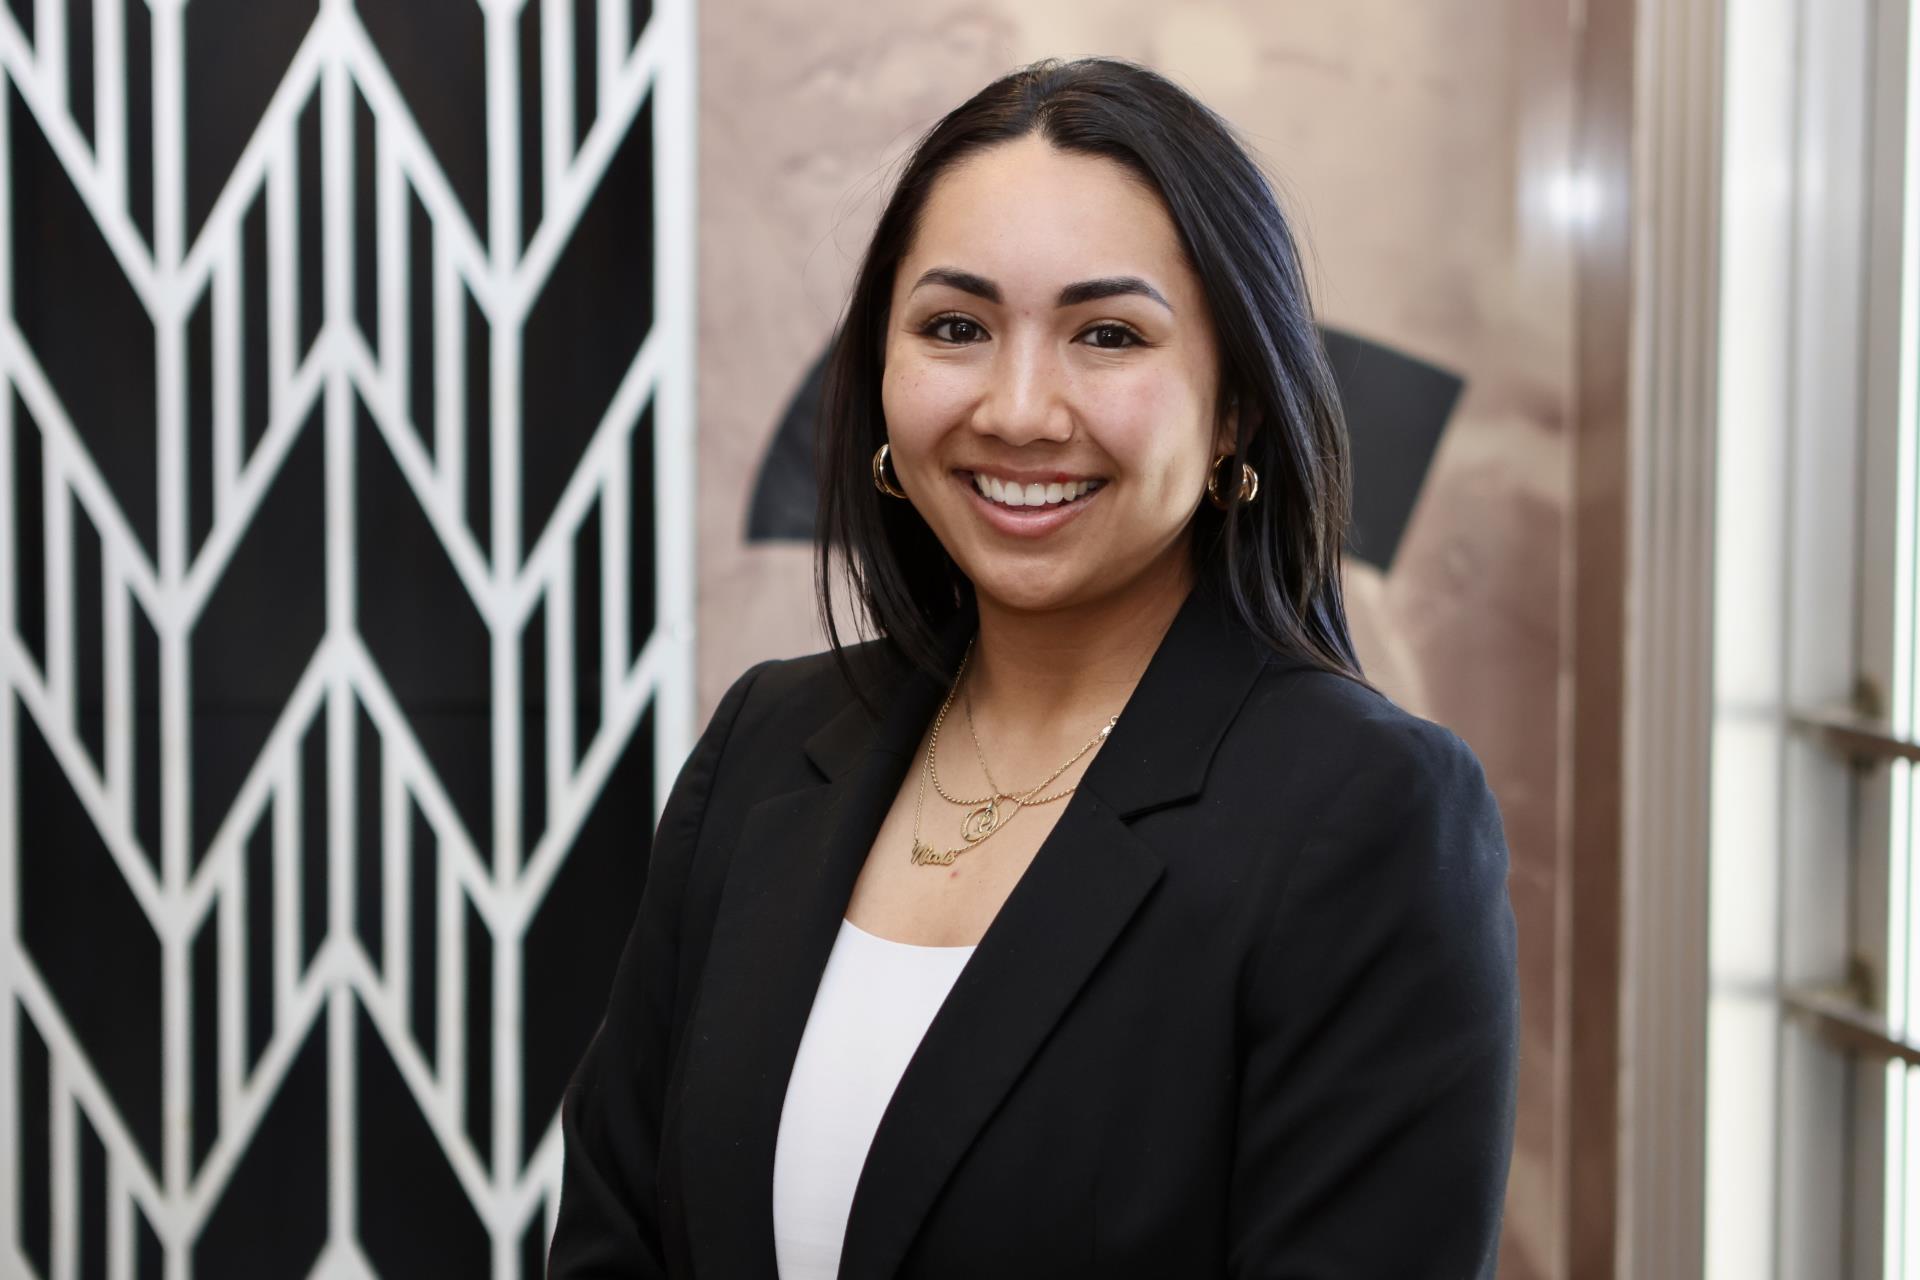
[923,314,985,344]
[1082,323,1143,350]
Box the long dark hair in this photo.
[814,56,1369,710]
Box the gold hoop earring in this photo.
[872,442,909,499]
[1206,452,1259,509]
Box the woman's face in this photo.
[881,134,1235,615]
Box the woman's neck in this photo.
[963,551,1195,753]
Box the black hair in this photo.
[814,55,1371,711]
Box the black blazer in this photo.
[548,578,1520,1278]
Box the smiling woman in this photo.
[550,56,1519,1280]
[815,62,1360,705]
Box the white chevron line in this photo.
[432,225,467,519]
[178,334,330,625]
[490,911,523,1228]
[50,1057,73,1280]
[101,540,132,841]
[171,13,326,322]
[179,634,507,939]
[269,132,300,433]
[332,8,497,319]
[339,634,506,929]
[335,938,497,1218]
[374,105,406,418]
[436,814,469,1143]
[210,245,242,530]
[509,3,664,312]
[380,743,406,1029]
[600,416,631,729]
[306,1235,378,1280]
[481,0,519,280]
[540,0,573,216]
[324,932,352,1263]
[510,625,667,922]
[273,757,301,1096]
[180,930,335,1236]
[41,422,71,749]
[0,325,164,617]
[168,4,502,330]
[216,854,243,1146]
[5,632,166,919]
[171,6,492,332]
[10,954,166,1223]
[89,0,126,220]
[507,326,661,625]
[0,7,161,312]
[145,0,179,278]
[487,317,523,613]
[598,0,632,124]
[507,1105,562,1236]
[544,543,574,811]
[180,632,330,932]
[32,0,68,146]
[544,1168,561,1272]
[108,1156,132,1280]
[338,328,499,616]
[641,0,697,840]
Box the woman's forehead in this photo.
[901,138,1193,304]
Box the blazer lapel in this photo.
[833,782,1162,1279]
[674,611,967,1277]
[675,577,1288,1279]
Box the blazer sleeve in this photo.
[1226,716,1520,1279]
[547,658,776,1278]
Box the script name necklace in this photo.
[908,635,1119,867]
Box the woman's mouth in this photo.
[969,471,1105,507]
[953,469,1105,538]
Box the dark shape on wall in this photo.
[1317,326,1465,572]
[744,326,1465,575]
[746,345,831,543]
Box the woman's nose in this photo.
[972,340,1073,445]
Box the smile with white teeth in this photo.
[969,473,1106,508]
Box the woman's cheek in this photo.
[1080,389,1173,476]
[883,359,974,440]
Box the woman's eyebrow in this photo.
[910,267,1003,302]
[910,267,1172,312]
[1058,275,1173,311]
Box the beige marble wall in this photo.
[698,4,1577,1274]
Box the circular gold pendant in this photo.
[961,798,1000,842]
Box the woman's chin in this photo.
[961,566,1094,615]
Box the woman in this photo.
[549,56,1518,1279]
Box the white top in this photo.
[771,916,976,1280]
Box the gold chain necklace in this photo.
[927,639,1105,809]
[963,682,1084,806]
[909,635,1118,867]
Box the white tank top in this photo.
[771,916,977,1280]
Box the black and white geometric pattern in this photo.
[0,0,692,1274]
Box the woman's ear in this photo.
[1215,393,1245,457]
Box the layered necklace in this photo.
[908,635,1118,867]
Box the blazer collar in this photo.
[675,576,1290,1278]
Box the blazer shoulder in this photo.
[715,636,900,750]
[1239,658,1497,836]
[1232,663,1512,1006]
